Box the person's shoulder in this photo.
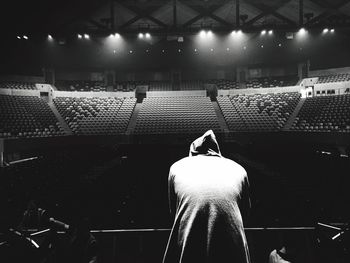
[221,157,247,175]
[170,157,191,171]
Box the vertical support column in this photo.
[111,0,115,31]
[236,0,240,27]
[0,139,4,168]
[299,0,304,26]
[173,0,177,28]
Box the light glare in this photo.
[261,30,266,35]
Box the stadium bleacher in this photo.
[291,94,350,132]
[316,73,350,83]
[55,80,107,92]
[54,96,136,135]
[218,92,301,131]
[134,96,221,134]
[246,76,298,89]
[0,81,37,90]
[207,79,238,90]
[0,95,64,138]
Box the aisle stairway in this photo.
[48,102,73,135]
[282,98,305,131]
[126,103,142,134]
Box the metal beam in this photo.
[244,1,297,27]
[236,0,240,27]
[299,0,304,26]
[305,0,350,26]
[180,3,232,28]
[111,0,115,31]
[116,1,168,28]
[87,19,110,30]
[173,0,177,28]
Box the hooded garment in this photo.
[163,130,251,263]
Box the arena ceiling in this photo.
[4,0,350,36]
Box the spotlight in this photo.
[113,50,116,54]
[278,43,282,47]
[210,48,214,52]
[298,28,306,34]
[199,30,206,38]
[48,35,53,40]
[23,35,28,40]
[146,49,149,53]
[323,28,329,33]
[226,47,230,51]
[243,46,246,50]
[268,30,273,35]
[194,48,197,52]
[261,45,264,48]
[178,49,181,52]
[330,28,335,33]
[84,34,90,39]
[17,36,21,39]
[207,30,213,37]
[129,50,133,54]
[231,31,237,35]
[78,34,82,39]
[114,33,120,38]
[138,33,144,39]
[237,29,242,34]
[162,49,165,53]
[261,30,266,35]
[145,32,151,39]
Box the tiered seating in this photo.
[0,95,64,138]
[0,81,36,90]
[134,96,221,134]
[291,94,350,132]
[54,97,136,135]
[317,73,350,83]
[179,80,204,90]
[218,92,301,131]
[149,81,172,91]
[113,81,148,92]
[55,80,107,92]
[207,79,238,89]
[246,76,298,89]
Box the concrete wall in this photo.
[147,90,206,97]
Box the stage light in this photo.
[330,28,335,33]
[17,36,21,39]
[48,35,53,40]
[129,50,133,54]
[78,34,82,39]
[323,28,329,33]
[138,33,144,39]
[268,30,273,35]
[261,44,264,48]
[261,30,266,35]
[162,49,165,53]
[237,30,242,34]
[145,32,151,39]
[114,33,120,38]
[146,49,149,53]
[210,48,214,52]
[207,30,213,37]
[23,35,28,40]
[226,47,230,51]
[84,34,90,39]
[113,50,116,54]
[278,43,282,47]
[194,48,197,52]
[298,28,306,34]
[178,49,181,52]
[231,31,236,35]
[199,30,206,38]
[243,46,246,50]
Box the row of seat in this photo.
[317,73,350,84]
[291,94,350,132]
[218,92,301,131]
[54,97,136,135]
[0,95,64,138]
[245,76,298,89]
[0,81,36,90]
[134,97,221,134]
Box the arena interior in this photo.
[1,0,350,262]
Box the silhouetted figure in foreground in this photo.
[163,130,251,263]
